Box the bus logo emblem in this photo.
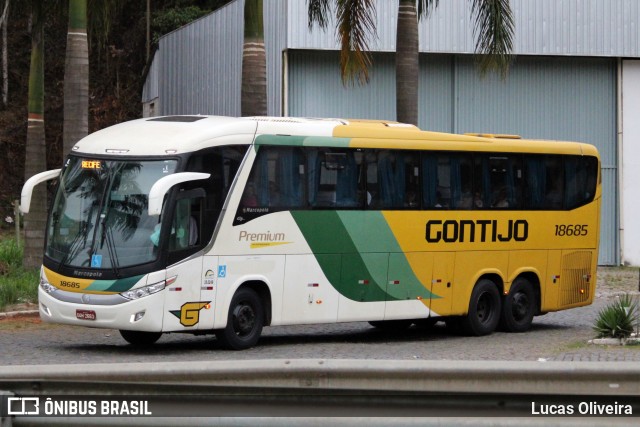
[170,302,210,327]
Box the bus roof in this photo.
[70,115,599,158]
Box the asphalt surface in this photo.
[1,290,639,365]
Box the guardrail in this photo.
[1,359,639,426]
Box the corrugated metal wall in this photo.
[156,0,286,116]
[287,0,640,57]
[288,51,618,264]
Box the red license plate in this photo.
[76,309,96,321]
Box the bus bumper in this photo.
[38,288,165,332]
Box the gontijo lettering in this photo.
[426,219,529,243]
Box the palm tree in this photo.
[23,1,47,269]
[63,0,89,158]
[308,0,515,125]
[308,0,376,86]
[241,0,267,116]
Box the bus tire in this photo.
[500,278,536,332]
[119,330,162,347]
[460,279,501,336]
[216,288,264,350]
[368,320,413,330]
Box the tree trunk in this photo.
[395,0,419,126]
[1,0,8,107]
[241,0,267,117]
[23,3,47,270]
[63,0,88,159]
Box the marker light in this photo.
[39,272,57,294]
[121,281,166,300]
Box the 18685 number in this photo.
[555,224,588,236]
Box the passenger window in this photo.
[367,150,419,209]
[422,153,444,208]
[486,155,523,209]
[240,146,305,210]
[451,154,474,209]
[565,156,598,209]
[308,149,363,208]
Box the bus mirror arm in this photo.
[20,169,62,214]
[148,172,210,216]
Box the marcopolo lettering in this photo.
[426,219,528,243]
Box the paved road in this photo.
[1,292,639,365]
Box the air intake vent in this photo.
[559,251,592,307]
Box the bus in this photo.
[21,116,601,350]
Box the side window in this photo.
[169,194,203,252]
[241,146,305,210]
[543,156,564,209]
[523,154,564,210]
[367,150,420,209]
[486,154,523,209]
[308,148,363,208]
[451,154,474,209]
[565,155,598,209]
[422,153,450,209]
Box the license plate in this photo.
[76,309,96,321]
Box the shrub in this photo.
[593,294,638,339]
[0,237,39,311]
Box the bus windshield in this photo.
[45,157,178,270]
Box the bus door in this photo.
[161,193,212,331]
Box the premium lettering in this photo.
[239,231,285,242]
[426,219,528,243]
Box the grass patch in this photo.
[563,341,588,351]
[0,237,39,311]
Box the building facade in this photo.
[143,0,640,266]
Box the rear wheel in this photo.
[500,278,536,332]
[119,330,162,347]
[460,279,501,336]
[216,288,264,350]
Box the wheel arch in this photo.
[214,276,273,329]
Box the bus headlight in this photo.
[120,281,166,300]
[40,273,57,294]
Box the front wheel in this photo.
[500,278,536,332]
[119,330,162,347]
[216,288,264,350]
[459,279,501,336]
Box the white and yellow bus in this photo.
[21,116,600,349]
